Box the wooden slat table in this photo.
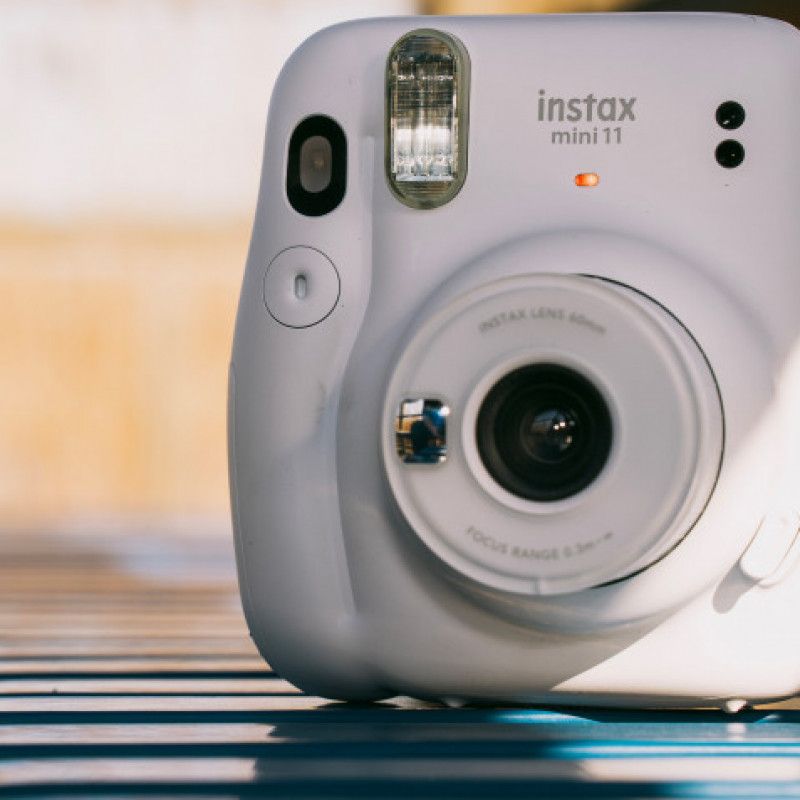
[1,526,798,798]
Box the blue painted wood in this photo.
[1,529,798,799]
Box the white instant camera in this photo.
[229,13,800,709]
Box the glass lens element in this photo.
[525,408,578,464]
[476,364,612,502]
[386,29,470,208]
[299,135,332,193]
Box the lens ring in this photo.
[476,364,612,502]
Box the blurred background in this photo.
[0,0,796,535]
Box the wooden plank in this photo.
[0,640,258,658]
[3,708,800,745]
[0,758,257,787]
[0,658,265,673]
[1,756,799,788]
[0,723,277,745]
[0,695,327,712]
[0,616,249,636]
[0,678,296,694]
[0,526,798,799]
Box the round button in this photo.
[716,139,745,169]
[263,247,340,328]
[716,101,746,130]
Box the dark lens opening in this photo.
[476,364,612,502]
[286,115,347,216]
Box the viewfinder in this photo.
[286,115,346,216]
[299,135,333,193]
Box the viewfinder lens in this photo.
[299,135,333,193]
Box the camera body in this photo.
[229,13,800,708]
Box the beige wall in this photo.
[0,222,245,525]
[0,0,413,527]
[0,0,414,222]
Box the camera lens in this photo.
[476,364,612,502]
[716,101,745,130]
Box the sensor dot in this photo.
[716,101,746,130]
[716,140,745,169]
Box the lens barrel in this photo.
[476,364,612,502]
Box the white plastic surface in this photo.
[230,13,800,706]
[740,509,800,583]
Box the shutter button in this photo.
[263,246,340,328]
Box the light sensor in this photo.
[575,173,600,188]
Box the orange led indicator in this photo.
[575,172,600,188]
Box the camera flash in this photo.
[575,173,600,188]
[387,29,470,208]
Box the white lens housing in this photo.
[383,273,724,597]
[386,29,470,208]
